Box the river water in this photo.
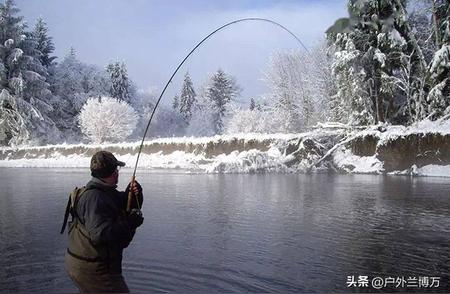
[1,168,450,292]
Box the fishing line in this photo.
[128,18,309,210]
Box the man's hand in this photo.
[127,180,142,196]
[125,180,143,209]
[128,208,144,228]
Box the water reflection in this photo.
[0,168,449,292]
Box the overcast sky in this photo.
[17,0,347,104]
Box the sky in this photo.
[17,0,348,105]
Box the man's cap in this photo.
[90,151,125,178]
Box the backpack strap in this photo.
[60,197,72,234]
[60,186,89,234]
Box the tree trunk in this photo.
[371,65,384,123]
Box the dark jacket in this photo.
[66,178,141,273]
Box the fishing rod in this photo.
[126,17,309,212]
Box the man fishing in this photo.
[62,150,144,293]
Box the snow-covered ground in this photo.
[1,121,449,177]
[0,133,310,173]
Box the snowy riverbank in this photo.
[1,121,450,177]
[0,132,338,173]
[332,119,450,177]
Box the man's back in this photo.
[67,178,135,274]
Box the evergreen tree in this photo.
[0,0,25,95]
[425,0,449,119]
[0,0,58,145]
[407,1,437,64]
[205,69,240,134]
[396,0,437,123]
[249,98,256,110]
[178,71,196,123]
[427,43,450,119]
[32,17,56,69]
[172,94,179,111]
[51,49,84,138]
[0,89,28,145]
[431,0,450,48]
[106,61,131,103]
[327,0,427,124]
[331,34,374,125]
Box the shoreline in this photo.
[1,121,450,177]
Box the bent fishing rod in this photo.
[126,17,309,212]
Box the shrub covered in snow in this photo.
[78,96,137,143]
[225,105,280,134]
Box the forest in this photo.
[0,0,448,147]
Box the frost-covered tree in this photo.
[52,49,85,113]
[205,69,240,134]
[78,96,138,143]
[133,87,156,112]
[249,98,256,110]
[186,87,217,137]
[0,0,24,93]
[392,0,436,123]
[225,102,265,134]
[150,105,186,137]
[0,0,59,145]
[350,0,408,123]
[51,49,110,141]
[32,17,56,69]
[263,47,333,131]
[133,88,156,138]
[0,89,28,145]
[424,0,450,119]
[431,0,449,48]
[172,94,179,111]
[331,34,374,125]
[225,108,260,134]
[388,50,427,123]
[407,0,437,64]
[21,34,50,98]
[225,101,284,134]
[427,44,450,118]
[311,41,336,123]
[106,61,132,104]
[176,71,196,123]
[80,64,110,97]
[133,88,185,138]
[327,0,427,124]
[264,51,302,132]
